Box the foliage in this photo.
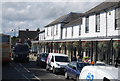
[82,41,91,51]
[98,41,108,52]
[66,42,73,51]
[113,41,120,51]
[73,41,80,47]
[60,42,66,47]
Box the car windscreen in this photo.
[77,63,90,69]
[15,44,29,52]
[55,56,69,62]
[42,53,48,58]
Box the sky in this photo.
[1,0,106,36]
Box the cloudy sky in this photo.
[1,0,104,36]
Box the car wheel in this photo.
[76,76,79,81]
[52,67,56,74]
[65,72,69,79]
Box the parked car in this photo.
[13,43,29,62]
[36,53,49,67]
[65,62,90,81]
[46,53,70,74]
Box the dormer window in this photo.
[115,7,120,30]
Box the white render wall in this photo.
[43,8,119,41]
[39,32,45,40]
[107,9,120,36]
[45,24,61,40]
[62,25,80,39]
[81,9,120,38]
[54,24,61,40]
[80,13,106,38]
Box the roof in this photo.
[45,12,83,27]
[39,29,45,33]
[19,30,39,41]
[84,2,120,16]
[63,17,82,28]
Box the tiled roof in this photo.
[45,12,83,27]
[63,17,82,27]
[84,2,120,16]
[19,30,39,41]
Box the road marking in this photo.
[22,74,30,81]
[19,63,23,67]
[19,63,30,72]
[32,74,41,81]
[14,67,20,72]
[23,67,30,72]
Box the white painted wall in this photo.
[54,24,61,40]
[45,24,61,40]
[45,26,53,40]
[73,25,80,38]
[39,32,45,40]
[45,8,119,41]
[62,25,80,39]
[80,9,119,38]
[107,9,120,36]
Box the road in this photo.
[2,55,73,81]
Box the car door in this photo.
[71,62,77,78]
[67,63,73,77]
[50,56,54,70]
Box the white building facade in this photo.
[36,2,120,64]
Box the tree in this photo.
[113,41,120,58]
[82,41,91,51]
[98,41,108,61]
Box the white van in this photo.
[79,61,120,81]
[46,53,69,73]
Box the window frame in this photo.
[85,16,89,33]
[79,25,81,36]
[96,13,100,32]
[115,7,120,30]
[71,26,73,37]
[47,28,49,36]
[56,25,58,35]
[65,28,67,37]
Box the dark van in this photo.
[13,43,29,62]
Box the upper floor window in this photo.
[47,28,48,36]
[85,16,89,33]
[65,28,67,37]
[96,14,100,32]
[71,27,73,36]
[56,25,58,35]
[79,25,81,36]
[115,7,120,30]
[51,27,53,36]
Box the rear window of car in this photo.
[42,53,48,58]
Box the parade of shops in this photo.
[31,2,120,65]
